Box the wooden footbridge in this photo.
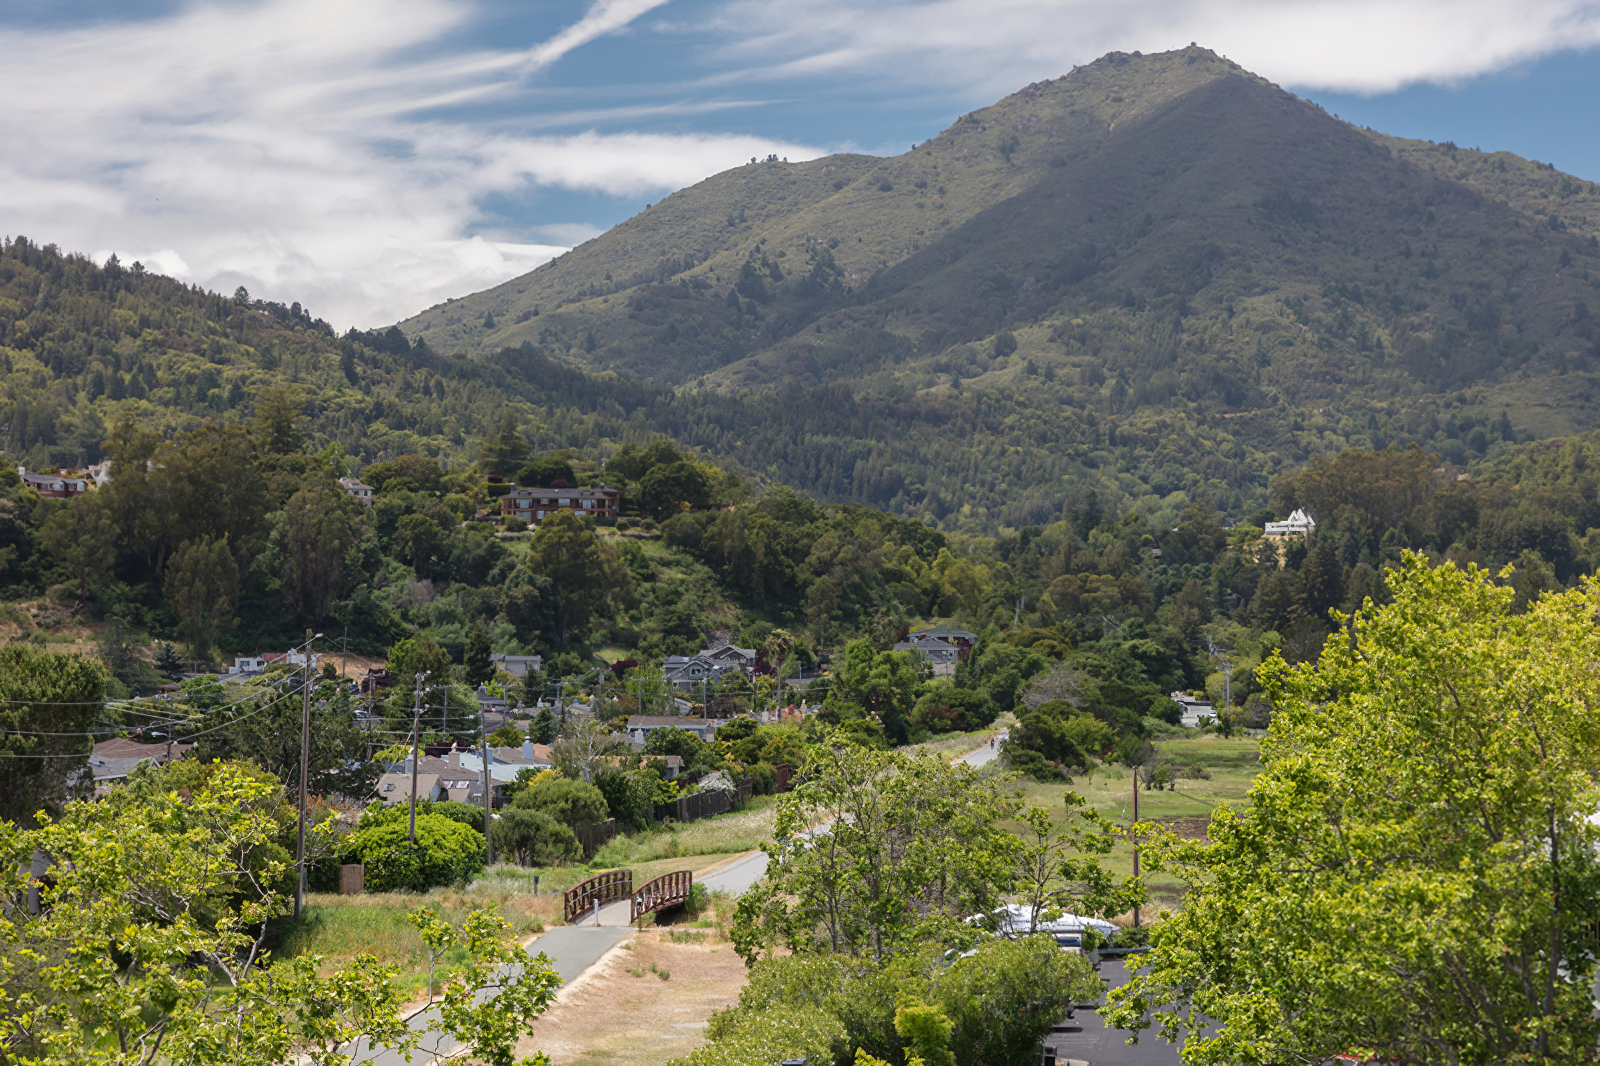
[562,868,695,926]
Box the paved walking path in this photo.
[351,925,632,1065]
[957,728,1008,768]
[699,848,771,896]
[355,729,1010,1063]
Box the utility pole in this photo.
[1131,761,1141,929]
[408,671,430,844]
[294,629,321,924]
[478,704,493,867]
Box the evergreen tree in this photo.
[165,536,239,664]
[479,412,531,476]
[464,624,493,687]
[252,384,306,455]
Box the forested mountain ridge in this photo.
[391,45,1600,528]
[11,47,1600,534]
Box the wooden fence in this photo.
[631,870,693,924]
[669,788,731,823]
[563,869,632,923]
[576,818,616,857]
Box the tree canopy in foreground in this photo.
[1106,553,1600,1064]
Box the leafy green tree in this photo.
[407,905,455,1004]
[489,724,524,747]
[154,641,183,679]
[516,454,576,487]
[734,742,1015,962]
[491,807,579,867]
[528,707,557,744]
[193,681,378,798]
[592,768,657,828]
[252,383,307,455]
[524,511,629,647]
[511,774,608,832]
[1005,795,1141,934]
[436,909,563,1066]
[831,640,921,744]
[342,807,486,891]
[643,726,704,762]
[0,646,107,827]
[38,493,116,605]
[391,512,446,576]
[1106,554,1600,1063]
[277,481,359,622]
[383,634,455,732]
[165,535,239,663]
[638,460,711,519]
[0,762,422,1065]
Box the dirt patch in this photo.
[1152,817,1211,839]
[517,930,748,1066]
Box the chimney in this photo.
[522,739,534,759]
[449,749,461,769]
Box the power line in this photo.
[1,686,312,745]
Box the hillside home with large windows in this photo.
[500,485,621,525]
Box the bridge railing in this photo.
[631,870,693,924]
[564,869,632,923]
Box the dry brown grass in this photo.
[515,927,748,1066]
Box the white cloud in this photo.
[0,0,815,328]
[710,0,1600,96]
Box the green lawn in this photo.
[1013,733,1262,913]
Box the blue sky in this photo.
[3,0,1599,328]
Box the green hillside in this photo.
[12,47,1600,536]
[394,45,1600,529]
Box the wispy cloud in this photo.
[0,0,817,328]
[709,0,1600,96]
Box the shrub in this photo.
[430,800,485,833]
[749,762,777,795]
[491,807,580,867]
[594,769,656,828]
[910,687,998,733]
[669,1006,844,1066]
[503,517,527,533]
[683,882,710,917]
[710,939,1095,1066]
[342,812,486,892]
[512,774,609,832]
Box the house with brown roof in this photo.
[18,468,90,499]
[89,737,193,788]
[500,485,620,525]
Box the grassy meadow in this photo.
[1013,731,1263,914]
[277,802,778,1004]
